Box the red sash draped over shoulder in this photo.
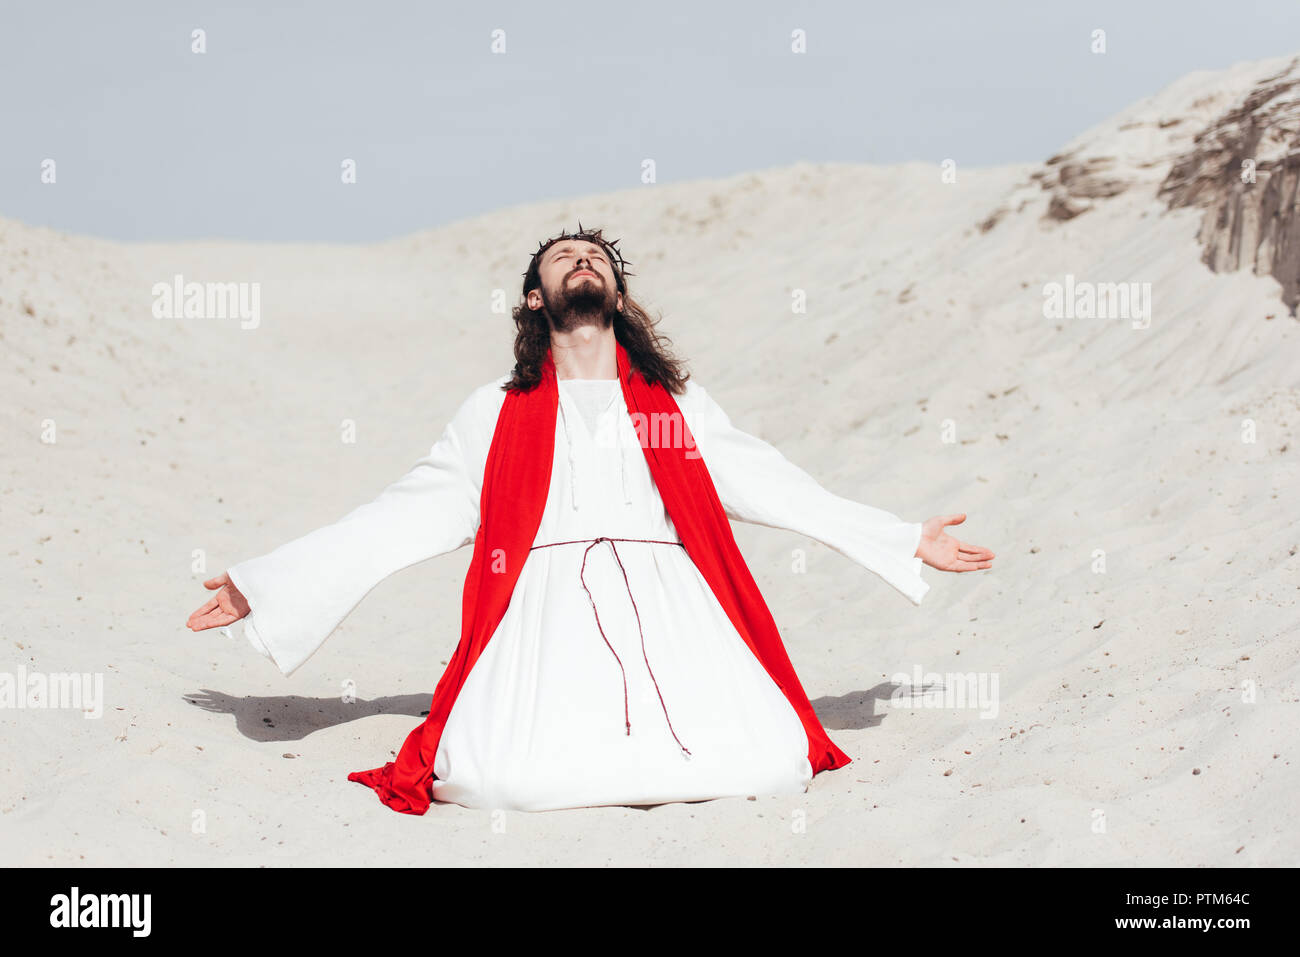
[347,341,849,813]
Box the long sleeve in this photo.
[225,387,491,676]
[682,381,929,606]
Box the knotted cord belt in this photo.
[528,536,692,757]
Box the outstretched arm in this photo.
[683,382,991,605]
[192,388,491,676]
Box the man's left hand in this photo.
[915,513,995,572]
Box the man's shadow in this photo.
[185,689,433,743]
[186,679,900,745]
[808,681,900,731]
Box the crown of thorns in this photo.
[524,221,635,291]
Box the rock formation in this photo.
[1158,57,1300,313]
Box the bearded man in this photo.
[186,225,995,814]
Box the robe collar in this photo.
[551,348,632,510]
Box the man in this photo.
[187,225,995,814]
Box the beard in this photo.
[540,273,620,333]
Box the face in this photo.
[527,239,624,333]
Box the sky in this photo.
[2,0,1297,242]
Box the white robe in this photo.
[226,375,929,812]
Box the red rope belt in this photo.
[528,536,691,756]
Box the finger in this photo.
[187,598,218,623]
[950,559,993,571]
[192,604,232,627]
[202,575,227,589]
[944,513,967,527]
[957,543,995,558]
[191,610,235,630]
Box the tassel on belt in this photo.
[528,536,691,757]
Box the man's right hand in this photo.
[187,572,251,631]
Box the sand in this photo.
[2,53,1297,866]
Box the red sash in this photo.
[347,341,849,813]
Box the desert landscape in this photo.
[2,52,1297,865]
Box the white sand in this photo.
[2,53,1297,866]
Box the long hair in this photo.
[504,231,690,394]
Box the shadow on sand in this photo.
[183,679,899,811]
[808,680,900,732]
[184,688,432,743]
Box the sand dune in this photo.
[2,52,1297,865]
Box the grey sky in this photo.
[3,0,1296,242]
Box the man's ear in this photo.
[617,292,624,313]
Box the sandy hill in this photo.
[1,52,1297,865]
